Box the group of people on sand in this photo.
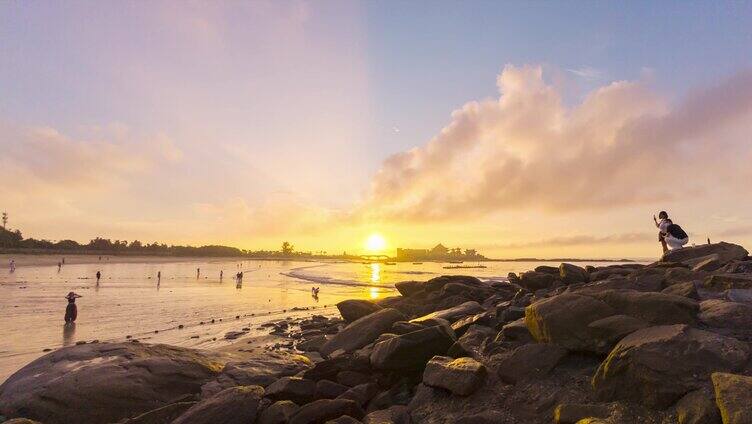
[653,210,689,253]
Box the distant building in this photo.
[395,243,485,261]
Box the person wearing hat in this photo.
[64,292,82,323]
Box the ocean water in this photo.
[0,258,632,382]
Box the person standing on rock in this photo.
[654,211,672,253]
[64,292,82,322]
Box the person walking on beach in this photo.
[157,271,161,283]
[58,261,62,272]
[64,292,82,323]
[96,270,101,284]
[9,259,15,272]
[220,270,223,281]
[197,268,200,279]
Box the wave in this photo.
[281,264,393,289]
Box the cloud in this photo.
[567,66,603,80]
[0,123,181,191]
[361,65,752,221]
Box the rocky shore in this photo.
[2,242,752,423]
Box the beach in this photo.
[0,256,631,381]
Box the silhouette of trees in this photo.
[1,212,7,229]
[281,241,294,255]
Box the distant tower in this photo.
[1,211,7,229]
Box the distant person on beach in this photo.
[64,292,82,323]
[62,257,65,265]
[9,259,15,272]
[197,268,200,279]
[220,270,223,281]
[96,271,101,284]
[157,271,161,283]
[58,262,62,272]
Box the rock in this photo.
[719,260,752,274]
[589,267,632,282]
[370,324,456,370]
[172,385,264,424]
[390,321,424,335]
[0,342,223,424]
[289,399,365,424]
[337,383,379,408]
[699,300,752,330]
[553,403,611,424]
[336,371,372,387]
[362,405,411,424]
[662,242,748,266]
[691,254,723,272]
[664,267,696,286]
[661,281,699,300]
[265,377,317,405]
[592,325,749,408]
[337,300,383,323]
[394,281,424,297]
[320,309,405,357]
[494,343,567,384]
[298,335,329,352]
[423,275,482,292]
[302,355,368,382]
[704,274,752,291]
[449,325,495,358]
[525,293,616,352]
[560,263,589,284]
[316,380,350,399]
[586,315,649,350]
[325,416,361,424]
[366,382,413,412]
[201,354,311,398]
[450,312,496,337]
[627,268,666,291]
[675,388,721,424]
[726,288,752,303]
[535,265,560,274]
[496,318,534,343]
[422,356,486,396]
[519,271,556,290]
[258,400,300,424]
[1,420,43,424]
[121,402,197,424]
[410,301,485,324]
[711,372,752,424]
[590,290,698,326]
[224,330,247,340]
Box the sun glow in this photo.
[365,233,387,252]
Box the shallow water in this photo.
[0,258,631,382]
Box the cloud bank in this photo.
[362,65,752,221]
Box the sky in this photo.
[1,1,752,258]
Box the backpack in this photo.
[667,223,688,239]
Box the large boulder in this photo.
[494,343,567,384]
[519,271,556,290]
[662,242,748,266]
[423,275,483,292]
[0,342,223,424]
[320,308,405,357]
[674,388,721,424]
[201,353,311,398]
[699,300,752,330]
[711,372,752,424]
[592,325,749,408]
[394,281,424,297]
[336,300,383,323]
[560,263,590,284]
[410,301,485,324]
[362,405,411,424]
[422,356,486,396]
[265,377,317,405]
[704,274,752,291]
[289,399,365,424]
[121,402,197,424]
[525,293,616,352]
[589,290,698,325]
[172,385,264,424]
[258,400,300,424]
[370,325,456,370]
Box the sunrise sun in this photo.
[365,233,387,252]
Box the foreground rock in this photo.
[662,242,748,267]
[370,324,456,370]
[526,289,698,353]
[336,299,383,323]
[289,399,365,424]
[172,385,264,424]
[592,325,749,408]
[0,342,223,424]
[711,372,752,424]
[422,356,486,395]
[320,308,405,357]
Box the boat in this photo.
[447,261,463,264]
[383,262,397,265]
[412,262,423,265]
